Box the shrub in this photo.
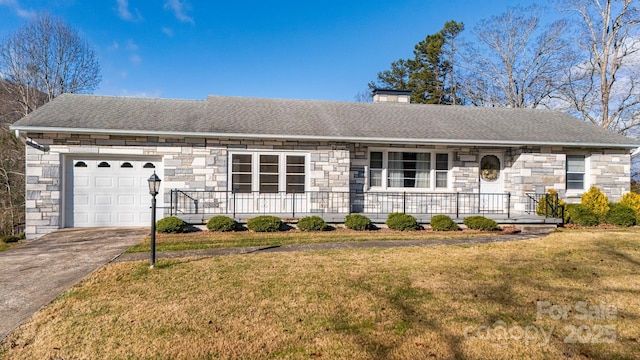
[581,185,609,222]
[606,203,636,227]
[1,235,20,243]
[155,216,189,233]
[463,216,499,231]
[620,192,640,221]
[430,214,459,231]
[536,189,565,217]
[297,216,329,231]
[247,216,282,232]
[344,214,373,231]
[206,216,237,232]
[565,204,599,226]
[386,212,418,231]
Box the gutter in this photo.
[10,125,640,149]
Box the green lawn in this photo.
[2,229,639,359]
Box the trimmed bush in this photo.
[430,214,459,231]
[606,203,636,227]
[565,204,599,226]
[297,216,329,231]
[344,214,373,231]
[581,185,609,222]
[1,235,20,243]
[463,216,499,231]
[247,216,282,232]
[206,216,237,232]
[386,212,418,231]
[536,189,565,217]
[620,192,640,221]
[156,216,189,233]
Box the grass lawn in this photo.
[126,227,517,253]
[0,240,22,253]
[2,229,640,359]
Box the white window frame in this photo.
[367,148,452,191]
[566,154,589,194]
[228,151,309,193]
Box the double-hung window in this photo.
[369,150,449,190]
[566,155,586,191]
[231,153,307,193]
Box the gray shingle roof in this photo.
[10,93,640,148]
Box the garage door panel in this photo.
[95,195,113,206]
[95,177,113,187]
[118,194,135,206]
[94,213,113,224]
[69,158,162,227]
[75,176,90,187]
[74,213,89,225]
[117,212,136,223]
[74,194,89,205]
[118,177,136,188]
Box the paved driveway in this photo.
[0,227,147,341]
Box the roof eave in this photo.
[10,125,639,149]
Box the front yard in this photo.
[125,226,518,253]
[2,229,639,359]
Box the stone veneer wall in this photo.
[351,144,631,214]
[508,147,630,208]
[24,133,351,238]
[23,132,631,238]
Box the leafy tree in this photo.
[368,59,411,95]
[556,0,640,134]
[459,5,572,108]
[369,21,464,104]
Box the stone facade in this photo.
[23,133,632,238]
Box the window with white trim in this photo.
[231,152,307,193]
[566,155,586,190]
[369,150,450,190]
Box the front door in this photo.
[479,154,504,212]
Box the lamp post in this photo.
[147,172,161,268]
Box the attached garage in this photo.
[63,157,163,227]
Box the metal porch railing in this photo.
[170,190,512,218]
[525,192,564,220]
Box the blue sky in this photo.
[0,0,542,101]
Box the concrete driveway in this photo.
[0,227,148,341]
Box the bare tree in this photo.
[0,125,24,235]
[460,6,572,108]
[556,0,640,134]
[0,13,101,116]
[0,14,101,235]
[354,89,372,103]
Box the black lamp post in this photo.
[147,172,161,268]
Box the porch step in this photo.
[513,224,557,235]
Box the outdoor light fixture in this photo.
[148,172,161,196]
[147,172,161,268]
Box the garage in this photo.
[64,158,163,227]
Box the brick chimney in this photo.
[372,89,411,104]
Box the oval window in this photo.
[480,155,500,182]
[97,161,111,168]
[74,161,87,168]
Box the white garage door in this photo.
[65,158,163,227]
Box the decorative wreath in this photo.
[481,168,499,181]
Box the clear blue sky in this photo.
[1,0,542,101]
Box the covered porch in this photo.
[169,190,563,225]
